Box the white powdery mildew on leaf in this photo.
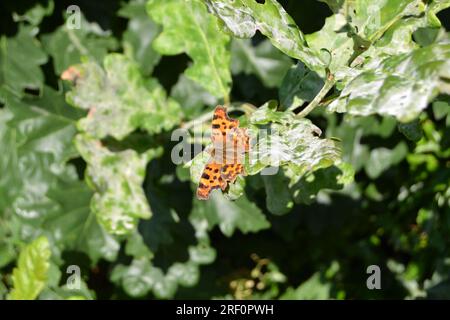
[205,0,326,72]
[329,44,450,122]
[65,53,181,140]
[75,134,162,235]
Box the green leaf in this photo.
[171,75,218,119]
[345,0,424,42]
[75,134,162,235]
[280,272,331,300]
[125,230,154,259]
[432,100,450,120]
[147,0,231,98]
[231,39,292,88]
[398,119,423,142]
[8,236,51,300]
[205,0,325,72]
[262,170,293,215]
[279,62,324,110]
[190,193,270,237]
[365,142,408,178]
[329,44,450,122]
[0,87,119,264]
[41,13,117,75]
[248,104,342,178]
[290,163,355,205]
[42,176,120,264]
[40,281,95,300]
[111,258,177,298]
[118,0,161,75]
[12,0,54,26]
[0,87,79,213]
[0,25,48,96]
[305,12,356,74]
[65,53,182,140]
[111,255,204,298]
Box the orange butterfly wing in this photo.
[196,162,227,200]
[196,106,250,200]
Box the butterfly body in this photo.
[197,106,250,200]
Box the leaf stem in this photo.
[65,27,89,57]
[295,71,335,118]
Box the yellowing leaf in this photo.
[8,236,51,300]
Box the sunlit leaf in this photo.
[75,134,162,235]
[147,0,232,98]
[64,53,182,140]
[205,0,326,72]
[329,44,450,122]
[8,236,51,300]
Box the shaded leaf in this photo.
[190,193,270,237]
[398,119,423,142]
[0,87,119,264]
[0,26,47,96]
[12,0,54,26]
[231,39,292,88]
[118,0,161,75]
[171,75,218,119]
[41,13,117,75]
[279,62,324,110]
[280,272,331,300]
[262,170,293,215]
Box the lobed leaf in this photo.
[0,87,119,264]
[75,134,162,235]
[0,26,47,96]
[64,53,182,140]
[205,0,325,72]
[118,0,161,75]
[231,39,293,88]
[147,0,232,98]
[8,236,51,300]
[42,13,117,75]
[190,193,270,237]
[329,44,450,122]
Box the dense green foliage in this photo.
[0,0,449,300]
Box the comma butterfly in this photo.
[196,106,250,200]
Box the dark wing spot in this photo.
[201,173,210,180]
[199,183,207,189]
[212,124,220,129]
